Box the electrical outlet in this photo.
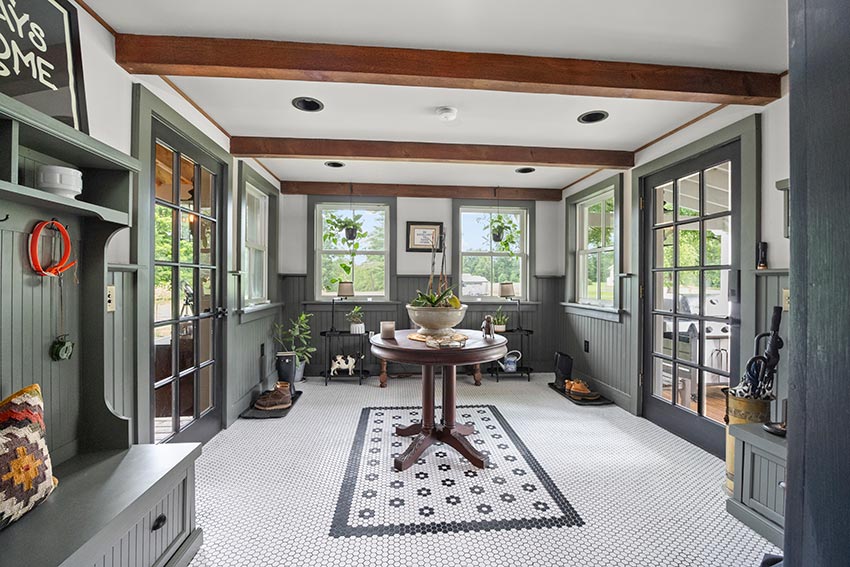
[106,285,116,312]
[583,340,590,353]
[782,288,791,311]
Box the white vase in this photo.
[350,322,365,334]
[406,304,468,336]
[494,324,507,332]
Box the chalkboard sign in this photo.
[0,0,88,132]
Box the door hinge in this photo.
[639,371,644,387]
[639,196,645,210]
[639,284,645,299]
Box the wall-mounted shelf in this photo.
[0,180,129,225]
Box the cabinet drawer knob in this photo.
[779,481,786,490]
[152,514,168,531]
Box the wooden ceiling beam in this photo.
[281,182,563,202]
[115,34,781,105]
[231,137,634,169]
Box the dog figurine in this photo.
[330,353,364,376]
[481,315,494,339]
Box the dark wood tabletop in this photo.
[369,329,507,366]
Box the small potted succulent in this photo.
[492,306,509,333]
[346,305,365,334]
[273,312,316,382]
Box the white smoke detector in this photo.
[435,106,458,122]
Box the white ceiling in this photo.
[169,77,716,150]
[263,159,595,190]
[86,0,788,72]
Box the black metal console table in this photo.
[319,330,371,385]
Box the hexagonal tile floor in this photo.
[189,373,780,567]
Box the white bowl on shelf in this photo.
[37,165,83,199]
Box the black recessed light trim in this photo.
[324,161,346,168]
[515,167,536,174]
[578,110,609,124]
[292,97,325,112]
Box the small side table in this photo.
[487,328,534,382]
[320,330,370,386]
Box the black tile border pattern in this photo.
[330,404,585,537]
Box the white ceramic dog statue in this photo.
[330,353,363,376]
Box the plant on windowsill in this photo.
[489,214,519,256]
[346,305,365,334]
[322,211,366,292]
[492,306,509,332]
[406,235,467,336]
[273,312,317,382]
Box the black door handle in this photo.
[152,514,168,531]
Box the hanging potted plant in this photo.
[273,312,316,382]
[322,211,365,291]
[346,305,365,334]
[489,214,519,254]
[492,306,509,333]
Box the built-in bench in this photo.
[0,444,202,567]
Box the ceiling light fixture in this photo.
[515,167,536,174]
[435,106,459,121]
[324,161,346,168]
[577,110,609,124]
[292,97,325,112]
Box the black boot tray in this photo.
[547,382,614,406]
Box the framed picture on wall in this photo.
[0,0,89,132]
[406,221,444,252]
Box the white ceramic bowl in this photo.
[37,165,83,199]
[406,304,468,336]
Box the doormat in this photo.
[330,404,583,537]
[547,382,614,406]
[239,390,302,419]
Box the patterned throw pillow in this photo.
[0,384,56,531]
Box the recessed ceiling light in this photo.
[324,161,346,168]
[515,167,536,174]
[292,97,324,112]
[578,110,609,124]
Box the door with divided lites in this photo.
[151,123,225,445]
[642,141,741,457]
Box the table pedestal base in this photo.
[393,365,488,471]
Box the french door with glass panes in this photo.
[642,141,740,457]
[152,124,224,444]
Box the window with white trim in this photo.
[576,190,616,307]
[459,206,528,300]
[316,203,389,299]
[243,183,269,306]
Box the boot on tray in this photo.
[254,381,293,411]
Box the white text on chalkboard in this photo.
[0,0,58,90]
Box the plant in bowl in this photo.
[273,312,317,382]
[406,235,467,336]
[346,305,365,334]
[492,306,509,332]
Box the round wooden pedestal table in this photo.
[370,329,508,471]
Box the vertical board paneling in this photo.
[104,269,136,418]
[0,216,82,464]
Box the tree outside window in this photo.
[459,207,527,300]
[577,192,615,306]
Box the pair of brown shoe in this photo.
[564,379,601,401]
[254,382,292,410]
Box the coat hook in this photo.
[0,214,9,222]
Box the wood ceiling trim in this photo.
[232,137,634,169]
[281,182,563,201]
[115,34,782,105]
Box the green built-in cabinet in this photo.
[0,92,202,566]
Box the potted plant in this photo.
[273,312,316,382]
[406,236,467,336]
[346,305,365,334]
[322,211,365,291]
[492,306,509,332]
[489,214,520,255]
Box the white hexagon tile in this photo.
[189,374,780,567]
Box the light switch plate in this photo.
[106,285,116,312]
[782,288,790,311]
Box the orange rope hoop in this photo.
[28,220,77,277]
